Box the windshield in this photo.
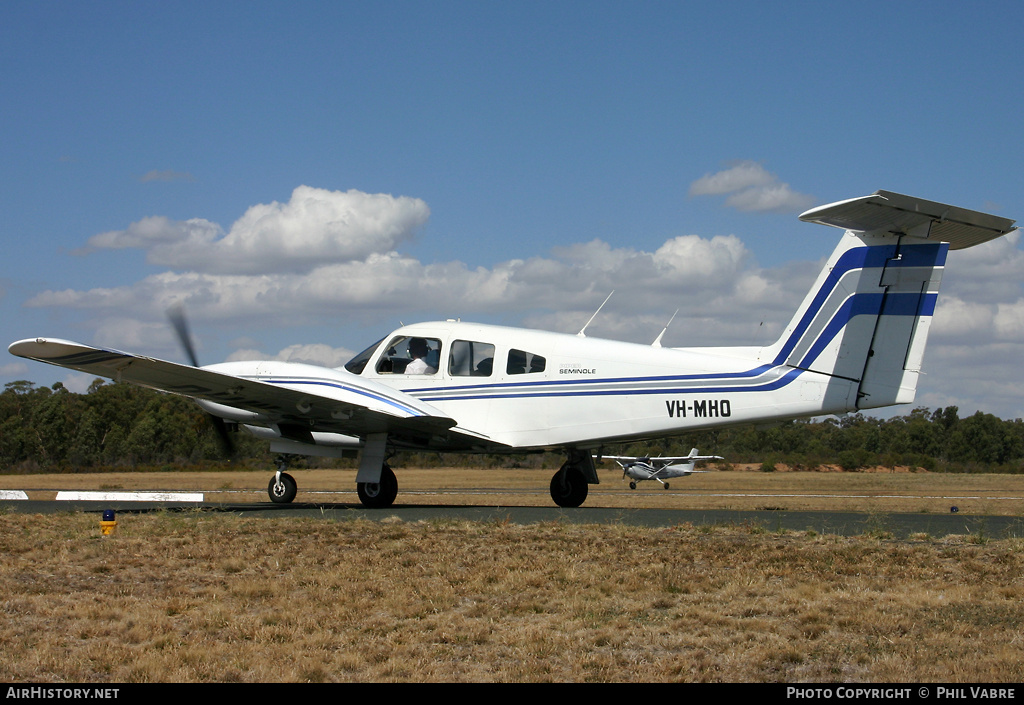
[344,337,385,374]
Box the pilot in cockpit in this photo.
[405,337,437,374]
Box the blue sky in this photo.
[3,1,1023,420]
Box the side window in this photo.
[507,349,546,375]
[448,340,495,377]
[375,336,441,375]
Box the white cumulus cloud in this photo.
[226,343,357,368]
[82,186,430,275]
[690,161,815,213]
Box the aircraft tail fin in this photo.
[762,191,1016,411]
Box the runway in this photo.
[4,494,1024,540]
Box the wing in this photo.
[653,455,724,463]
[595,454,722,465]
[9,338,460,447]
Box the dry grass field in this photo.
[3,467,1024,682]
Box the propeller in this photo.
[168,304,202,368]
[167,304,236,458]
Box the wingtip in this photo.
[10,337,81,357]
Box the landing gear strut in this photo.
[354,433,398,508]
[268,454,298,504]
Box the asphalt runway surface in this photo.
[5,496,1024,540]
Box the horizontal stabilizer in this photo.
[799,190,1016,250]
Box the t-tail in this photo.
[760,190,1016,412]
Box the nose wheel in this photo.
[267,454,298,504]
[268,472,297,503]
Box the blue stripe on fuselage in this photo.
[418,367,805,403]
[255,377,426,417]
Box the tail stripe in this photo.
[796,291,938,371]
[771,242,946,368]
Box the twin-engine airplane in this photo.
[596,449,724,490]
[9,191,1017,508]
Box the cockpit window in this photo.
[448,340,495,377]
[344,337,385,375]
[375,336,441,375]
[507,349,546,375]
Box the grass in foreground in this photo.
[2,510,1023,682]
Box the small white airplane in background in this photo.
[597,449,724,490]
[9,191,1018,508]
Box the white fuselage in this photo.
[339,320,852,450]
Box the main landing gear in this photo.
[356,463,398,508]
[549,449,598,508]
[628,481,670,490]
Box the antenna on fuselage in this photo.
[577,291,614,337]
[652,309,679,347]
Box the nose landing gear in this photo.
[268,455,298,504]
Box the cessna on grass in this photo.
[596,449,724,490]
[9,191,1018,508]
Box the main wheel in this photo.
[357,463,398,508]
[268,472,297,503]
[550,466,588,508]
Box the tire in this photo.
[268,472,297,504]
[550,466,588,508]
[357,463,398,508]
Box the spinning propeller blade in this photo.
[168,304,201,368]
[167,305,236,458]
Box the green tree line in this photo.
[1,380,268,472]
[2,379,1022,473]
